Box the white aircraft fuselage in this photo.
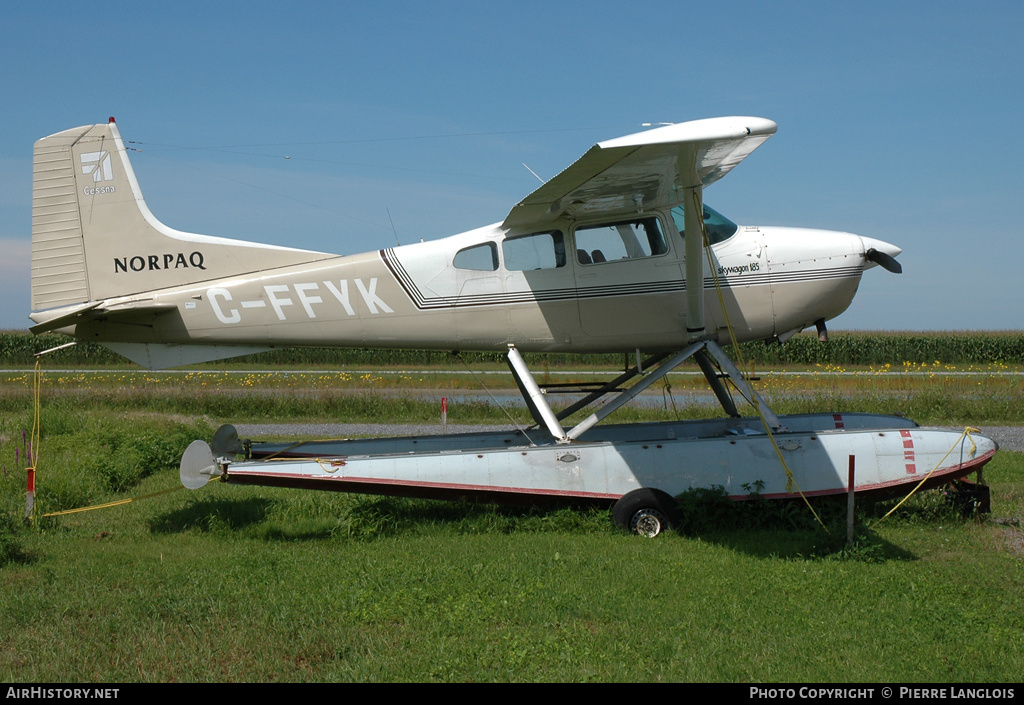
[28,118,900,369]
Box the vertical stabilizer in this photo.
[31,120,332,313]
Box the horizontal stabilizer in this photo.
[29,300,178,335]
[28,301,103,334]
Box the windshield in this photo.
[670,204,738,245]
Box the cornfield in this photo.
[2,329,1022,368]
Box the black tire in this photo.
[612,488,679,537]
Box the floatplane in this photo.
[29,116,996,535]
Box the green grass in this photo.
[1,400,1022,682]
[1,360,1021,426]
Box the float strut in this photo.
[505,345,568,443]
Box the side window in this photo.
[453,242,498,271]
[574,217,667,265]
[502,231,565,271]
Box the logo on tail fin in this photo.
[80,151,113,182]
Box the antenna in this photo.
[522,163,547,184]
[386,207,401,246]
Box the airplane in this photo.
[28,116,996,535]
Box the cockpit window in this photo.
[453,242,498,271]
[574,217,667,265]
[670,204,738,245]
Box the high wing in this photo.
[502,116,777,230]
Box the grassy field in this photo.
[1,355,1022,682]
[0,358,1020,426]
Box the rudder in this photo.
[31,124,95,310]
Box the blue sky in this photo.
[1,1,1021,331]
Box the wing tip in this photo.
[598,116,777,150]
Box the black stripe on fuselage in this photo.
[380,249,862,311]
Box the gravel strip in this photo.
[945,426,1024,453]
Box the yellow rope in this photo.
[24,359,43,521]
[32,359,41,467]
[42,485,186,517]
[872,427,980,526]
[259,441,305,461]
[28,355,194,519]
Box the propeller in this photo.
[866,248,902,274]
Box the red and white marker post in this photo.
[26,466,35,520]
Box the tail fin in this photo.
[31,119,331,312]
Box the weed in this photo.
[674,483,850,534]
[0,511,27,565]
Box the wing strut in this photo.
[684,185,706,341]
